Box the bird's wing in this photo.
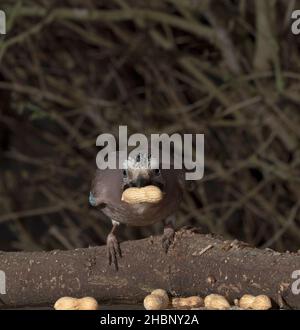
[89,168,123,207]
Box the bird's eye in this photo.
[123,169,128,177]
[154,168,160,176]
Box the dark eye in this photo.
[123,169,128,177]
[154,168,160,176]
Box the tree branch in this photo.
[0,230,299,309]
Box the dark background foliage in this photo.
[0,0,300,253]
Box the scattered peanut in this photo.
[204,294,230,310]
[151,289,169,308]
[239,294,271,310]
[121,185,163,204]
[238,294,255,309]
[143,294,165,310]
[172,296,203,309]
[54,296,98,310]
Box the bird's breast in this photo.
[102,200,173,226]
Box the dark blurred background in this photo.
[0,0,300,253]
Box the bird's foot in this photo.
[107,233,122,270]
[162,226,175,253]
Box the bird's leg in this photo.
[162,215,176,253]
[107,220,122,270]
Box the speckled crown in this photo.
[123,153,159,170]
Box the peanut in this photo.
[121,185,163,204]
[143,294,165,310]
[238,294,256,309]
[172,296,203,309]
[151,289,169,308]
[204,294,230,310]
[54,296,98,310]
[239,294,271,310]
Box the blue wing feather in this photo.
[89,191,97,206]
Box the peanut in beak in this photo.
[121,185,163,204]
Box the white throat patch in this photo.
[123,153,159,170]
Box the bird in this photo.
[89,150,185,270]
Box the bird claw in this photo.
[107,233,122,271]
[162,226,175,253]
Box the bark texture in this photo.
[0,229,299,309]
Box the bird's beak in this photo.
[133,175,151,188]
[130,174,164,192]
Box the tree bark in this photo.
[0,229,299,309]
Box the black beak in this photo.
[128,175,164,191]
[132,176,150,188]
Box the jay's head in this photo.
[122,152,165,191]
